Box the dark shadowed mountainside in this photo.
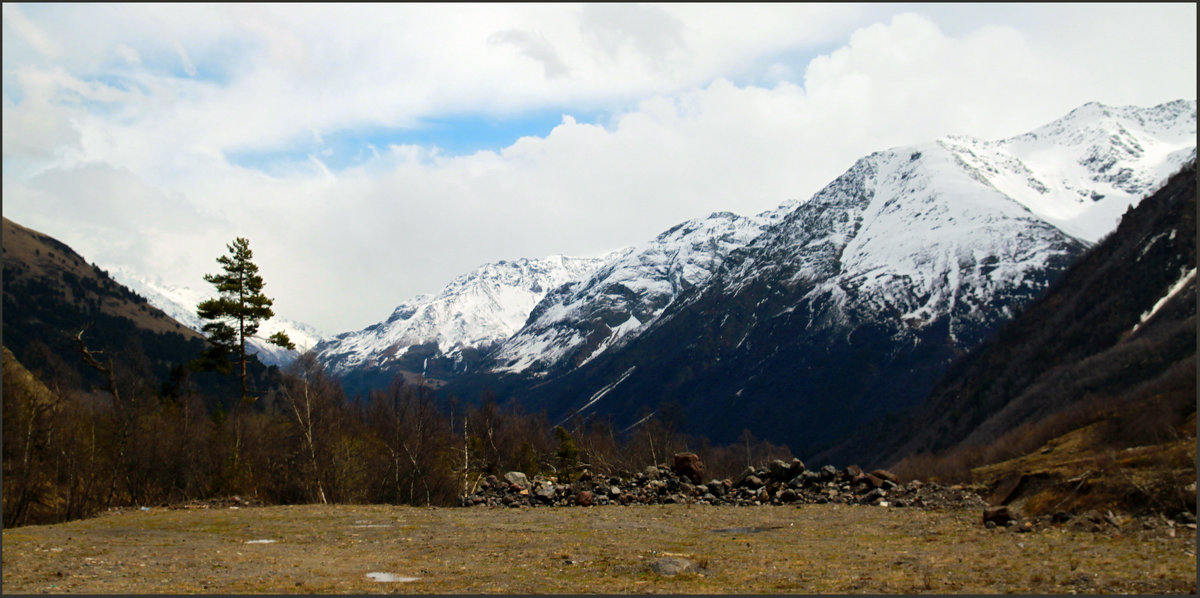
[818,160,1196,470]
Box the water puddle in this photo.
[244,539,276,544]
[366,572,419,583]
[709,526,784,534]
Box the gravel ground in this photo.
[2,503,1195,594]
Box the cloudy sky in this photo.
[3,3,1195,334]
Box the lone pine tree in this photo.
[196,237,294,402]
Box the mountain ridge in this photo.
[434,99,1194,454]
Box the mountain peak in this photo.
[313,254,607,376]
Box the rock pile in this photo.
[459,454,986,511]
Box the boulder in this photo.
[575,490,595,507]
[741,475,764,490]
[983,506,1015,527]
[534,482,556,502]
[503,471,532,491]
[869,469,899,485]
[767,459,792,481]
[649,557,702,576]
[707,480,727,497]
[672,453,706,484]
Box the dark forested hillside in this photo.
[1,217,277,400]
[819,160,1197,470]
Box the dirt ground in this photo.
[2,503,1195,594]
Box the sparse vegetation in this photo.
[2,503,1194,594]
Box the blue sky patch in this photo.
[227,108,603,174]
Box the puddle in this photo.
[709,526,783,534]
[366,572,419,583]
[245,539,276,544]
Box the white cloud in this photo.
[2,4,1195,333]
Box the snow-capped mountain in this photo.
[442,99,1195,454]
[313,255,607,379]
[940,99,1195,243]
[487,210,777,374]
[105,266,328,367]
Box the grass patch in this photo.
[3,503,1194,594]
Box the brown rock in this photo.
[869,469,899,485]
[983,506,1015,527]
[672,453,705,484]
[575,490,594,507]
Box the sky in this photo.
[3,3,1196,335]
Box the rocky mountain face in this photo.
[438,100,1195,455]
[105,266,328,368]
[312,255,607,394]
[486,210,778,375]
[819,159,1196,469]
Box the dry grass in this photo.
[970,414,1196,518]
[3,502,1195,594]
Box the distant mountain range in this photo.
[316,99,1194,454]
[37,99,1194,459]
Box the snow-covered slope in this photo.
[478,100,1195,380]
[487,210,775,374]
[105,266,328,367]
[449,99,1194,452]
[941,99,1195,242]
[714,139,1087,352]
[313,255,606,376]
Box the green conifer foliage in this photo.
[196,237,294,401]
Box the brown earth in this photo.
[2,502,1194,594]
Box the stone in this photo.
[672,453,706,484]
[870,469,900,484]
[861,488,886,504]
[648,557,702,576]
[983,506,1015,527]
[575,490,594,506]
[741,475,764,489]
[845,465,863,479]
[707,480,727,497]
[503,471,532,491]
[534,482,556,501]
